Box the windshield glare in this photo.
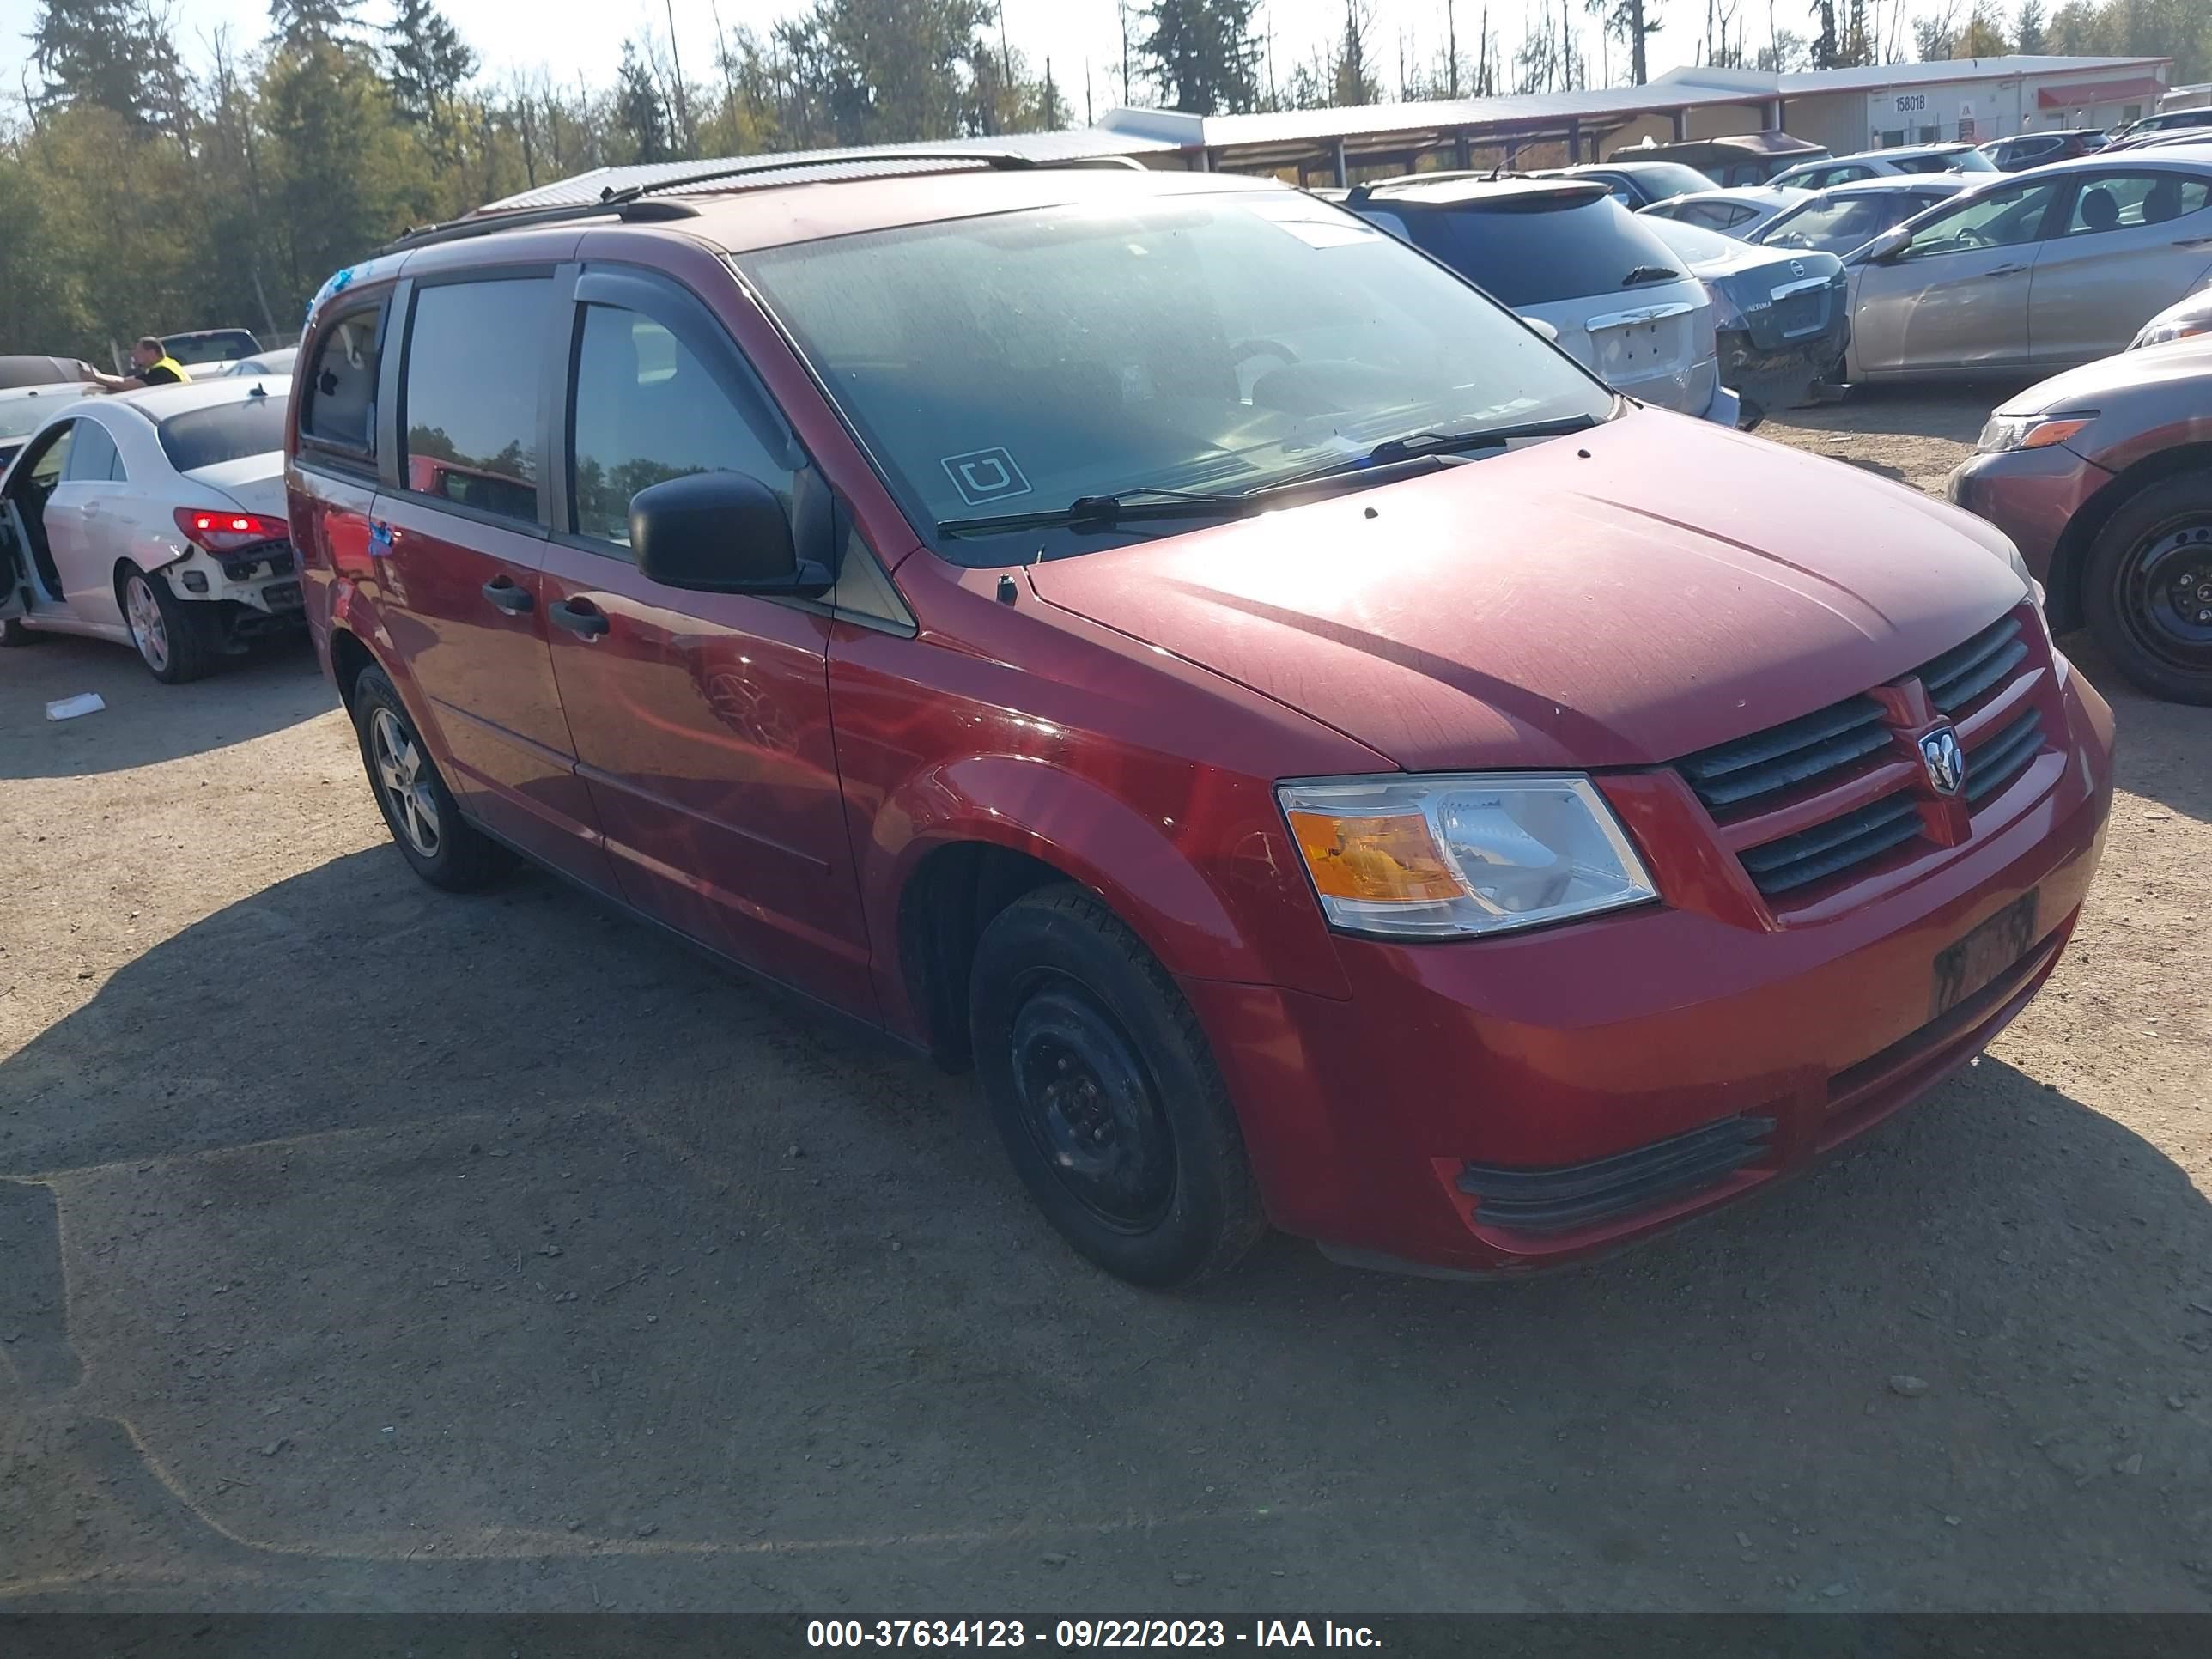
[0,386,91,439]
[738,191,1612,562]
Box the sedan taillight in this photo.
[174,507,289,553]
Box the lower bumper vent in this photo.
[1457,1114,1774,1235]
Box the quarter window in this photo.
[567,303,791,554]
[402,278,552,526]
[301,301,384,455]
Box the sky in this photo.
[0,0,1741,120]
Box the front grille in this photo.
[1677,605,2048,905]
[1964,707,2042,803]
[1458,1114,1773,1235]
[1677,692,1888,813]
[1922,614,2027,713]
[1739,792,1922,896]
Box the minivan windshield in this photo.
[738,190,1613,562]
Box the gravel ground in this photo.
[1,392,2207,1613]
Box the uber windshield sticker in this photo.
[942,447,1032,507]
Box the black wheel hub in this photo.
[1010,988,1175,1231]
[2128,518,2212,666]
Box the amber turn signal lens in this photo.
[2020,418,2091,450]
[1286,810,1463,904]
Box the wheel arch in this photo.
[878,756,1340,1068]
[2048,441,2212,635]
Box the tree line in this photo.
[3,0,2206,362]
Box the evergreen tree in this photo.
[30,0,161,120]
[2015,0,2046,52]
[1334,0,1381,105]
[270,0,362,52]
[1139,0,1263,116]
[614,41,672,163]
[385,0,477,126]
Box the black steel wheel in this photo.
[2084,474,2212,705]
[969,885,1265,1286]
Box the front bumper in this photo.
[1947,446,2113,616]
[1186,668,2115,1275]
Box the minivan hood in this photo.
[1027,410,2027,772]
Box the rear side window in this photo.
[159,395,290,471]
[1400,197,1687,306]
[301,303,384,454]
[567,305,790,552]
[2062,172,2212,235]
[402,278,551,526]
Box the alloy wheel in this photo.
[125,574,168,673]
[370,707,441,859]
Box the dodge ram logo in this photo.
[1918,726,1966,797]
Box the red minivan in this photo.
[289,155,2114,1286]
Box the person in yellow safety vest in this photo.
[89,336,192,392]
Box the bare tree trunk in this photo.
[663,0,693,154]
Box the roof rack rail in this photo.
[382,146,1138,256]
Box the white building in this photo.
[1076,55,2174,183]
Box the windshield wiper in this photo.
[1622,264,1681,286]
[1257,412,1605,494]
[936,486,1247,539]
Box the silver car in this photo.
[1638,185,1808,238]
[1338,176,1737,424]
[0,377,300,679]
[1771,142,1998,191]
[1840,148,2212,380]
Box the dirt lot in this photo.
[2,390,2208,1614]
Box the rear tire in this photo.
[119,563,216,684]
[351,665,507,891]
[2082,474,2212,706]
[969,885,1266,1287]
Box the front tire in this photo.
[2082,474,2212,705]
[969,886,1265,1287]
[350,666,507,890]
[120,564,216,683]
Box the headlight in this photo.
[1278,774,1657,939]
[1976,410,2095,453]
[2130,316,2209,350]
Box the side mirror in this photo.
[1524,316,1562,343]
[1864,228,1911,264]
[631,471,832,598]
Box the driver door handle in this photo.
[481,575,533,615]
[1988,263,2027,276]
[548,596,610,639]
